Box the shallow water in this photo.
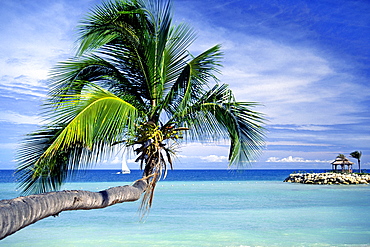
[1,180,370,247]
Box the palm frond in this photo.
[161,23,196,87]
[16,86,142,194]
[160,44,223,119]
[77,0,146,56]
[16,126,70,194]
[49,54,149,111]
[174,84,265,166]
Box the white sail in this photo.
[120,158,130,174]
[116,153,130,174]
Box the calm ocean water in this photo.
[1,169,370,247]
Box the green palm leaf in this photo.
[160,44,222,119]
[174,84,265,166]
[17,85,140,194]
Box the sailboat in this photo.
[116,156,130,174]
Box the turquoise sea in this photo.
[1,169,370,247]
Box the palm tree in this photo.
[350,151,362,173]
[16,0,265,214]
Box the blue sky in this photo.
[0,0,369,170]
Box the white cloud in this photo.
[266,141,331,147]
[270,125,333,132]
[0,111,42,125]
[0,77,47,99]
[266,156,330,163]
[178,5,370,127]
[200,155,228,163]
[223,42,367,126]
[0,143,19,150]
[110,157,121,164]
[179,142,228,154]
[127,158,137,164]
[0,1,85,102]
[102,157,124,165]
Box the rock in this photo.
[283,173,370,185]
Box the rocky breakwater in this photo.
[284,173,370,185]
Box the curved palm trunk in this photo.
[0,180,147,240]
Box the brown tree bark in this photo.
[0,180,147,240]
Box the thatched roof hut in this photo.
[331,155,354,173]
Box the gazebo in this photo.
[331,155,354,173]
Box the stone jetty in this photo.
[284,173,370,185]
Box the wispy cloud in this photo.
[178,1,370,128]
[266,156,331,163]
[0,1,87,102]
[269,125,333,132]
[0,143,19,150]
[266,141,331,147]
[0,76,47,99]
[0,111,42,125]
[222,40,368,126]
